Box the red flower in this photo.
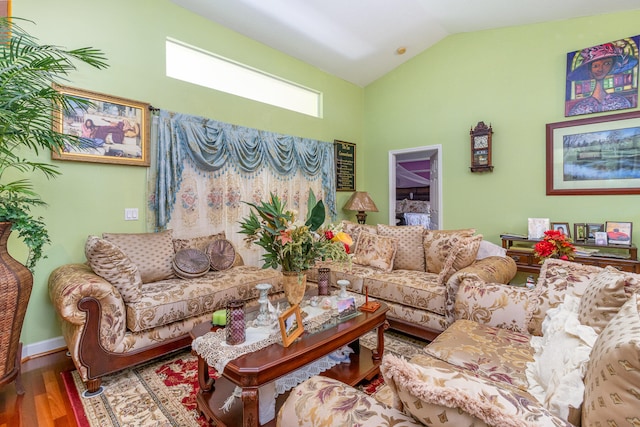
[533,229,576,264]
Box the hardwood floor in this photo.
[0,349,78,427]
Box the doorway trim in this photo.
[388,145,442,227]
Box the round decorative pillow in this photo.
[173,248,210,279]
[206,239,236,271]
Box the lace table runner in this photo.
[191,293,367,424]
[191,293,367,373]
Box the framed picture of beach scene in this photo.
[51,84,150,166]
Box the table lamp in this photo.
[343,191,378,224]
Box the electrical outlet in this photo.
[124,208,139,221]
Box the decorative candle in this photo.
[317,267,330,296]
[212,309,227,326]
[226,299,246,345]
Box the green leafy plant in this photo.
[0,17,108,270]
[238,191,352,273]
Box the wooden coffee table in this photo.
[190,301,388,427]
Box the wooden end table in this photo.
[190,301,388,427]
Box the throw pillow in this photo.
[422,228,476,274]
[172,231,244,267]
[582,293,640,427]
[103,229,175,284]
[578,267,634,334]
[376,224,425,271]
[451,234,482,270]
[475,239,507,259]
[353,231,398,272]
[525,295,598,424]
[527,259,603,336]
[172,231,226,252]
[381,353,563,427]
[205,239,236,271]
[172,248,210,279]
[85,235,142,303]
[340,220,377,253]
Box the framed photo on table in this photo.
[551,222,571,238]
[51,84,151,166]
[278,305,303,347]
[605,221,632,245]
[586,223,605,242]
[574,223,586,242]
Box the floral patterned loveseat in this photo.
[48,229,282,394]
[310,221,517,340]
[279,259,640,426]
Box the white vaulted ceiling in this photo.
[170,0,640,86]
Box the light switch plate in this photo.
[124,208,139,221]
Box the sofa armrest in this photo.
[445,255,517,326]
[48,263,126,325]
[453,276,534,333]
[48,263,127,352]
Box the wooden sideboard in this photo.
[501,237,640,274]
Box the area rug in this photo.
[62,330,427,427]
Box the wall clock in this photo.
[469,121,494,172]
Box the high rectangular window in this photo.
[166,39,322,117]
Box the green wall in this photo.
[363,11,640,245]
[12,2,640,349]
[14,0,363,346]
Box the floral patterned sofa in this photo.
[279,259,640,426]
[310,221,517,340]
[48,229,282,394]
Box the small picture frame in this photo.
[595,231,608,246]
[605,221,632,246]
[551,222,571,238]
[337,297,357,319]
[528,218,550,240]
[574,223,586,242]
[278,305,303,347]
[586,223,605,242]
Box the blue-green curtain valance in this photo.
[153,110,337,227]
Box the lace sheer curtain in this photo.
[146,110,337,266]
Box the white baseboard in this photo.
[22,336,67,359]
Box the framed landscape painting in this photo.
[546,110,640,195]
[51,84,151,167]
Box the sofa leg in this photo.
[82,378,104,398]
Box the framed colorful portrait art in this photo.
[51,84,150,166]
[565,36,639,117]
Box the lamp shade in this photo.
[343,192,379,213]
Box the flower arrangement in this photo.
[533,230,576,263]
[238,191,352,273]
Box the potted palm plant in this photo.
[0,16,107,394]
[0,17,108,270]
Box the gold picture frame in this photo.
[51,84,150,166]
[278,304,303,347]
